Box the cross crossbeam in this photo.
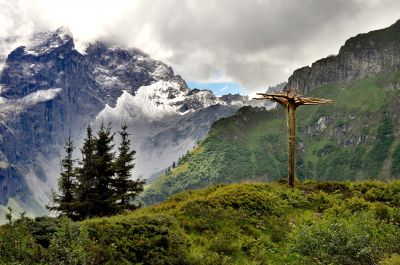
[255,91,333,187]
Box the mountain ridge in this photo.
[286,19,400,94]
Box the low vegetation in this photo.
[1,181,400,264]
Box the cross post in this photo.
[255,90,333,187]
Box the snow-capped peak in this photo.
[24,27,73,56]
[95,79,244,122]
[98,80,188,120]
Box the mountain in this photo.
[143,19,400,204]
[0,27,268,219]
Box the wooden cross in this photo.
[255,90,333,187]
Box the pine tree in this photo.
[47,136,77,219]
[92,123,116,216]
[114,124,145,212]
[75,126,97,219]
[51,124,146,219]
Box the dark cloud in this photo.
[1,0,400,92]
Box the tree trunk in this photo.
[287,101,296,187]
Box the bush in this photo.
[306,191,334,212]
[373,204,391,221]
[83,214,189,264]
[291,213,400,265]
[0,209,43,264]
[47,217,95,265]
[25,216,62,248]
[208,232,241,256]
[380,254,400,265]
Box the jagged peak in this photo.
[187,88,213,96]
[340,19,400,53]
[22,26,74,56]
[54,26,72,37]
[85,41,151,61]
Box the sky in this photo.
[1,0,400,95]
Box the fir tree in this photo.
[47,136,77,219]
[51,124,146,219]
[92,123,116,216]
[75,126,97,219]
[114,124,145,211]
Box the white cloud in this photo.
[1,0,400,93]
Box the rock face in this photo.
[0,28,262,216]
[286,19,400,94]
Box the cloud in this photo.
[1,0,400,93]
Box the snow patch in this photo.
[98,80,187,120]
[17,88,62,104]
[0,88,62,121]
[151,64,170,79]
[186,90,225,108]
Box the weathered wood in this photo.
[287,100,296,187]
[255,91,332,187]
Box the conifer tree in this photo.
[75,126,97,219]
[47,136,77,219]
[51,123,146,219]
[114,124,144,211]
[92,123,116,216]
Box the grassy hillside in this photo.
[2,181,400,264]
[143,70,400,204]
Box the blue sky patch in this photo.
[187,81,246,96]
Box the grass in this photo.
[172,162,189,177]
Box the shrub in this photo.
[25,216,62,248]
[306,192,333,212]
[380,254,400,265]
[0,209,43,264]
[208,232,241,256]
[83,214,189,264]
[47,217,95,265]
[373,204,391,221]
[345,196,370,213]
[291,213,400,265]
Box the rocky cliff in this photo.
[286,19,400,93]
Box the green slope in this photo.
[143,70,400,204]
[3,181,400,264]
